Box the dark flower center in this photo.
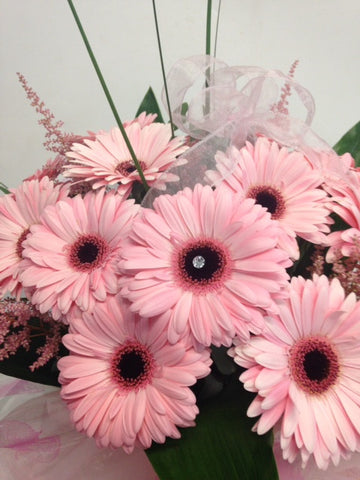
[16,227,31,259]
[303,350,330,381]
[116,160,146,177]
[69,234,109,271]
[289,336,339,395]
[184,246,222,281]
[118,351,146,381]
[247,185,285,219]
[111,342,154,390]
[175,238,230,293]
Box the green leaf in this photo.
[146,376,279,480]
[0,182,10,194]
[333,120,360,167]
[135,87,164,123]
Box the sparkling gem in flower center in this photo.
[174,238,231,293]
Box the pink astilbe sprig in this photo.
[0,298,66,370]
[17,72,84,155]
[309,243,360,299]
[272,60,299,116]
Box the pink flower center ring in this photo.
[111,341,155,391]
[289,336,340,395]
[174,238,231,294]
[115,160,146,177]
[16,227,31,259]
[69,234,110,272]
[247,185,286,219]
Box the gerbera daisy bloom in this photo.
[123,111,158,128]
[206,137,332,259]
[0,177,69,299]
[64,121,188,198]
[230,274,360,470]
[119,184,291,347]
[58,296,211,453]
[323,170,360,262]
[20,189,139,322]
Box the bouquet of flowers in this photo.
[1,2,360,479]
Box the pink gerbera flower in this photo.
[206,137,332,259]
[324,170,360,262]
[64,120,188,198]
[230,274,360,470]
[58,296,211,453]
[20,190,139,322]
[0,177,68,298]
[119,184,291,347]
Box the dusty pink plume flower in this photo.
[206,137,333,260]
[230,274,360,470]
[58,296,211,453]
[309,243,360,300]
[20,189,139,322]
[17,72,85,155]
[0,177,69,299]
[272,60,299,116]
[119,183,291,347]
[0,298,65,370]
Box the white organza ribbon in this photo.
[143,55,333,207]
[162,55,332,154]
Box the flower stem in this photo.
[152,0,175,138]
[66,0,149,190]
[206,0,212,57]
[213,0,222,58]
[204,0,212,115]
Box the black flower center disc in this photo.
[289,336,339,395]
[118,351,146,382]
[69,234,109,272]
[77,241,99,264]
[184,246,222,281]
[247,185,286,219]
[303,349,330,381]
[175,238,230,293]
[111,342,154,390]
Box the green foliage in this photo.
[333,120,360,167]
[147,375,279,480]
[0,182,10,194]
[135,87,164,123]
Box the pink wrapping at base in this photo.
[1,373,360,479]
[0,374,158,480]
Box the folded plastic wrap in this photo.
[1,373,360,479]
[0,374,158,480]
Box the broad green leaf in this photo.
[333,120,360,167]
[135,87,164,123]
[146,375,279,480]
